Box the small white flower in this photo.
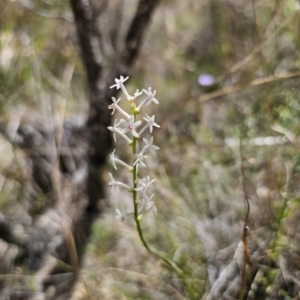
[115,209,127,221]
[135,176,156,193]
[108,120,132,144]
[120,116,142,138]
[138,114,160,136]
[141,137,159,155]
[110,76,129,89]
[128,89,144,102]
[108,173,131,191]
[110,76,131,99]
[143,115,160,132]
[138,194,157,216]
[143,87,158,104]
[110,149,133,171]
[133,152,148,172]
[108,97,121,115]
[110,149,118,170]
[108,173,117,190]
[108,119,122,142]
[136,87,158,111]
[134,89,143,98]
[108,97,130,119]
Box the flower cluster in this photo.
[108,76,160,220]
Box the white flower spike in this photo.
[108,76,159,226]
[107,77,183,286]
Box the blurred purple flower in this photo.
[198,74,215,87]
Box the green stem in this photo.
[131,115,196,299]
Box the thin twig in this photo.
[216,9,298,82]
[15,0,73,22]
[161,71,300,131]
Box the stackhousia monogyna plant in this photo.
[108,76,195,298]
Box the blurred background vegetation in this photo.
[1,0,300,299]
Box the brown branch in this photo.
[69,0,103,91]
[117,0,160,73]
